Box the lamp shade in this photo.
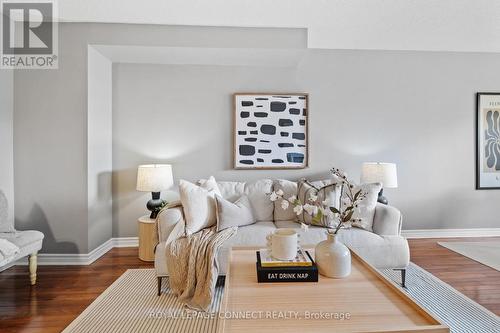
[361,162,398,188]
[136,164,173,192]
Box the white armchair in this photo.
[0,191,44,285]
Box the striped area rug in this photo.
[63,265,499,333]
[382,263,499,333]
[62,269,224,333]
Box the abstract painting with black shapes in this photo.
[234,93,308,169]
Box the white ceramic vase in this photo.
[315,233,351,278]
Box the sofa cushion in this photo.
[216,179,274,222]
[274,220,328,245]
[273,180,297,221]
[222,221,275,249]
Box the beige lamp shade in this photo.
[136,164,174,192]
[361,162,398,188]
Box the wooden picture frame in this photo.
[233,93,309,170]
[476,92,500,189]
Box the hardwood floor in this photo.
[0,247,151,333]
[0,238,499,332]
[409,237,500,316]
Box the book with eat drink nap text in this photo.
[256,250,318,283]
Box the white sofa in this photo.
[154,179,410,294]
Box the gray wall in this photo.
[113,51,500,234]
[87,46,113,251]
[0,70,14,226]
[14,25,88,253]
[13,23,305,253]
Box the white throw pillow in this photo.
[215,195,255,231]
[338,180,382,232]
[179,176,221,235]
[212,179,274,222]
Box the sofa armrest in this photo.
[372,203,402,236]
[157,206,185,243]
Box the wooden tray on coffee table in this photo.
[217,246,448,333]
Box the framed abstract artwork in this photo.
[233,93,308,169]
[476,93,500,189]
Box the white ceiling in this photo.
[61,0,500,53]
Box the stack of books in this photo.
[256,249,318,283]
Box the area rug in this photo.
[438,241,500,271]
[63,265,499,333]
[62,269,224,333]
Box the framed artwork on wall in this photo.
[233,93,308,169]
[476,92,500,189]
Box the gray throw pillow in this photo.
[215,195,256,232]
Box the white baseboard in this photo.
[14,237,139,266]
[402,228,500,239]
[112,237,139,248]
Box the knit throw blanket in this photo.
[165,225,237,311]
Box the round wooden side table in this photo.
[138,215,158,262]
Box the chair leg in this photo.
[157,277,162,296]
[29,252,38,285]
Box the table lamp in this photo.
[361,162,398,205]
[136,164,173,218]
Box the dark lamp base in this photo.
[377,188,388,205]
[146,192,165,219]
